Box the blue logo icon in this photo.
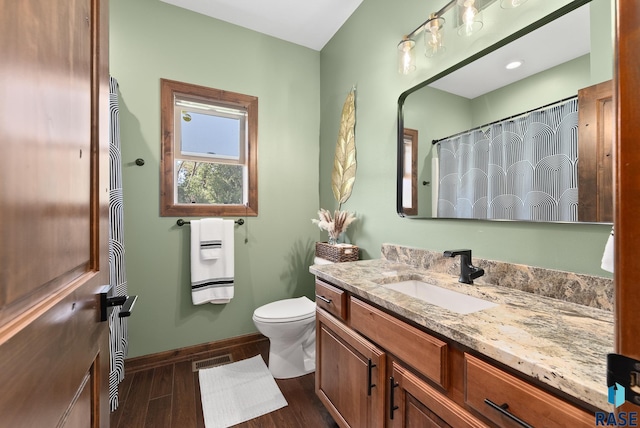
[609,383,626,408]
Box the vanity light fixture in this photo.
[397,1,454,74]
[397,0,497,74]
[397,37,417,75]
[500,0,528,9]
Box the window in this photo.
[160,79,258,217]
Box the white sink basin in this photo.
[382,280,498,314]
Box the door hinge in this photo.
[607,353,640,406]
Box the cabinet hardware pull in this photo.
[484,399,534,428]
[389,376,399,420]
[315,294,332,304]
[367,359,376,396]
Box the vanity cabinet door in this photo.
[316,308,386,428]
[389,361,488,428]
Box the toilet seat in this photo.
[253,296,316,323]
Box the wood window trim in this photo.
[160,78,258,217]
[402,128,418,216]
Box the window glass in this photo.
[178,103,243,161]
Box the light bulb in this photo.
[462,1,477,25]
[458,0,483,36]
[397,39,416,75]
[424,15,445,58]
[426,29,443,57]
[401,50,412,72]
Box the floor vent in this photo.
[192,354,233,372]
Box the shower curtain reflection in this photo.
[436,97,579,222]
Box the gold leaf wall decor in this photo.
[331,87,357,209]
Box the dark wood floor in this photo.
[110,338,338,428]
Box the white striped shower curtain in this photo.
[108,76,129,411]
[437,97,579,222]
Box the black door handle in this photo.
[100,286,138,321]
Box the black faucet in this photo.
[443,249,485,284]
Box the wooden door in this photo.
[578,80,614,223]
[316,309,386,428]
[615,0,640,412]
[0,0,110,426]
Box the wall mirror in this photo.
[397,0,613,223]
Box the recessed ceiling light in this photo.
[505,60,524,70]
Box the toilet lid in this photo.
[253,296,316,322]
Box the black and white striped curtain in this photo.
[437,97,578,222]
[108,76,129,411]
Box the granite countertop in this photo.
[309,258,614,411]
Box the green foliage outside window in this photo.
[176,160,243,204]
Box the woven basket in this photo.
[315,242,359,263]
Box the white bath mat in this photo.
[198,355,288,427]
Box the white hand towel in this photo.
[601,227,614,273]
[190,219,235,305]
[200,218,224,260]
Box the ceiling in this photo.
[429,5,591,98]
[160,0,591,97]
[159,0,363,51]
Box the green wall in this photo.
[111,0,614,359]
[404,87,473,217]
[110,0,321,358]
[320,0,613,270]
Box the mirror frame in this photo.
[396,0,594,220]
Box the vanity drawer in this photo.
[315,280,347,321]
[464,353,593,428]
[349,297,448,389]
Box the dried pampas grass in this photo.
[312,209,357,243]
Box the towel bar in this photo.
[177,218,244,226]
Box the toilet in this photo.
[252,296,316,379]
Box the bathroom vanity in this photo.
[310,245,613,427]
